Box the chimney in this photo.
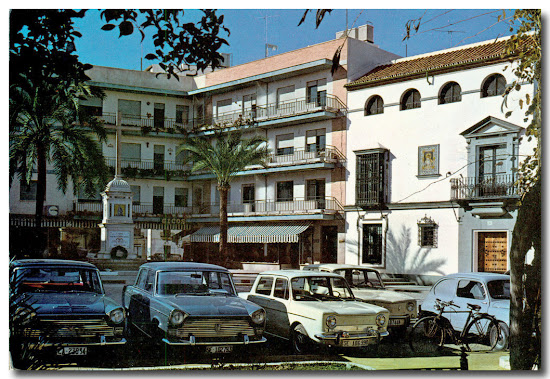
[336,24,374,44]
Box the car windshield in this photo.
[486,279,511,300]
[335,269,384,289]
[291,276,355,301]
[157,270,236,296]
[13,267,103,294]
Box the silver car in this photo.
[122,262,266,355]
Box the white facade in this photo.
[344,38,535,281]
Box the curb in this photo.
[499,356,510,370]
[61,360,375,371]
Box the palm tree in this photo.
[178,125,269,264]
[9,74,109,257]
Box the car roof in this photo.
[10,259,98,269]
[443,272,510,281]
[258,269,345,279]
[304,264,380,272]
[139,261,229,272]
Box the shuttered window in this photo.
[355,150,387,207]
[362,224,383,265]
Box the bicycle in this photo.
[409,298,505,354]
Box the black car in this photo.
[9,259,126,369]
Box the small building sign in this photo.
[109,230,131,249]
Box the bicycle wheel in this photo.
[464,315,500,352]
[409,316,445,354]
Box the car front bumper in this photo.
[314,330,389,346]
[162,334,267,346]
[23,336,127,348]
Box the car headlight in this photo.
[109,308,125,324]
[169,310,187,326]
[407,302,415,312]
[251,309,265,325]
[376,313,387,327]
[326,315,337,330]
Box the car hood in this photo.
[294,300,388,316]
[161,295,258,317]
[352,288,415,303]
[20,292,110,316]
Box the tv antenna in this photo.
[258,12,279,58]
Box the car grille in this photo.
[173,317,254,338]
[22,318,116,339]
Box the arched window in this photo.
[364,95,384,116]
[439,82,462,104]
[400,89,421,110]
[481,74,506,98]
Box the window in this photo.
[362,223,383,265]
[20,180,37,201]
[175,188,189,207]
[433,279,457,298]
[154,103,165,129]
[355,149,388,207]
[276,85,295,112]
[439,82,462,104]
[130,185,141,205]
[216,98,232,116]
[242,94,257,117]
[273,278,289,299]
[118,99,141,125]
[306,79,327,106]
[365,95,384,115]
[418,216,438,248]
[121,143,141,162]
[306,179,325,208]
[153,186,164,214]
[77,187,101,201]
[276,181,294,202]
[79,97,103,118]
[457,280,486,300]
[255,276,274,295]
[478,144,508,196]
[481,74,506,98]
[305,128,326,153]
[176,105,190,124]
[276,133,294,156]
[400,89,421,110]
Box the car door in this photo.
[269,277,292,339]
[247,276,275,334]
[125,268,148,327]
[426,278,459,325]
[452,279,490,332]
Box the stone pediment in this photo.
[460,116,524,138]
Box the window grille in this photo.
[418,215,438,248]
[355,150,387,207]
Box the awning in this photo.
[189,223,310,244]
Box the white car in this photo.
[239,270,390,354]
[303,264,417,331]
[420,272,510,350]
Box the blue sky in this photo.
[74,9,515,71]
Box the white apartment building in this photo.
[344,36,536,282]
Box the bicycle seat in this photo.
[467,303,481,311]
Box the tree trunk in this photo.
[509,179,541,370]
[34,143,47,258]
[218,183,230,266]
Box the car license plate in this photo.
[341,339,370,347]
[57,347,88,356]
[206,345,233,354]
[389,318,405,326]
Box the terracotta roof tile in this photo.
[347,39,511,89]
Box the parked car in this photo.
[303,264,417,331]
[9,259,126,368]
[420,272,510,350]
[240,270,390,354]
[122,262,266,354]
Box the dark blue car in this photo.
[9,259,126,368]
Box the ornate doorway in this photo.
[477,232,508,273]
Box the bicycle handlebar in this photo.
[435,298,460,309]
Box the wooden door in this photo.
[478,232,507,273]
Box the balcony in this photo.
[267,146,346,167]
[99,113,190,134]
[450,174,520,200]
[73,197,343,219]
[104,157,190,180]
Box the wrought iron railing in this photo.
[267,146,346,165]
[73,197,344,217]
[450,174,520,200]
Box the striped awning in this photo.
[189,223,310,244]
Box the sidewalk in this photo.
[343,351,510,371]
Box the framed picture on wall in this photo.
[418,144,440,177]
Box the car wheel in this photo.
[490,322,509,351]
[291,324,310,355]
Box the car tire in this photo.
[490,322,509,351]
[291,324,310,355]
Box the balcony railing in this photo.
[267,146,346,166]
[450,174,520,200]
[73,197,343,218]
[99,113,190,133]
